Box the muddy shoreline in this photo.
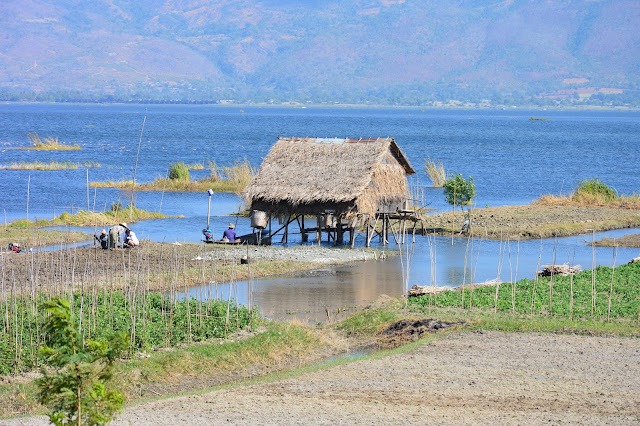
[420,204,640,241]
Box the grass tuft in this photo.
[424,157,446,187]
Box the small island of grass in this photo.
[90,160,255,193]
[10,132,81,151]
[1,160,100,170]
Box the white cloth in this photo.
[125,231,139,246]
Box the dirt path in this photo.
[7,331,639,425]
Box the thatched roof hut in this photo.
[243,137,415,219]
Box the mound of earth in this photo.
[379,318,467,348]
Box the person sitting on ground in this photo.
[95,229,108,249]
[123,228,139,248]
[202,228,214,243]
[222,223,239,242]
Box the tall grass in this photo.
[424,157,446,187]
[90,160,257,193]
[7,204,178,229]
[23,132,80,151]
[1,161,100,170]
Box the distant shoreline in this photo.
[0,101,638,112]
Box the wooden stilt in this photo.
[301,215,305,245]
[365,218,371,248]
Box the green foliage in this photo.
[409,262,640,320]
[0,291,254,375]
[36,298,128,425]
[574,179,618,202]
[168,162,190,181]
[442,174,476,210]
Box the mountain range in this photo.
[1,0,639,105]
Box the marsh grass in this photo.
[90,160,256,193]
[7,205,178,229]
[185,162,205,170]
[424,157,446,187]
[1,160,100,170]
[536,179,640,209]
[14,132,81,151]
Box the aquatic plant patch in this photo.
[409,262,640,320]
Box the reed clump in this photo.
[21,132,81,151]
[1,160,100,170]
[424,157,446,187]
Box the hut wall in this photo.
[357,150,409,216]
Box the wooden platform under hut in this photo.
[242,137,421,247]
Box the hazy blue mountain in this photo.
[1,0,638,104]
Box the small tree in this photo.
[443,174,476,235]
[36,298,128,426]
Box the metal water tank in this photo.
[250,210,268,229]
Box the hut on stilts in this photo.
[242,137,421,247]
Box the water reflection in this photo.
[183,259,405,323]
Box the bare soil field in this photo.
[421,204,640,241]
[6,330,639,425]
[0,242,381,292]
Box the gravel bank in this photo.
[195,245,381,264]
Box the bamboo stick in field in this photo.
[607,245,617,322]
[591,229,596,318]
[531,239,543,317]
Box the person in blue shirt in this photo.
[222,223,237,242]
[202,228,214,243]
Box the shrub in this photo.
[573,179,618,203]
[168,162,190,181]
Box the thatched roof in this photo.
[243,137,415,213]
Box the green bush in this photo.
[443,174,476,210]
[168,162,190,181]
[574,179,618,202]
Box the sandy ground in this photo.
[5,331,639,425]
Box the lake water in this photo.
[1,104,639,320]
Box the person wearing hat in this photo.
[123,228,139,248]
[108,222,129,249]
[95,228,108,249]
[222,223,237,242]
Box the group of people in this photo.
[96,221,237,249]
[202,223,241,243]
[95,222,139,249]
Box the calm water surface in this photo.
[1,104,639,320]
